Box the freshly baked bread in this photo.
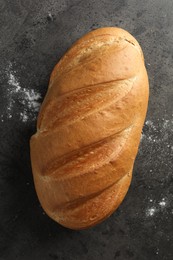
[30,27,149,230]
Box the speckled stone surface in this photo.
[0,0,173,259]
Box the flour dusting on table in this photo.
[146,207,157,217]
[4,62,41,123]
[141,118,173,144]
[140,118,172,219]
[146,197,168,218]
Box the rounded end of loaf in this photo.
[48,26,144,88]
[35,170,132,230]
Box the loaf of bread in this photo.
[30,27,149,230]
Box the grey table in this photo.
[0,0,173,259]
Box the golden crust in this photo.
[30,27,149,229]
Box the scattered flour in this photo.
[146,198,168,217]
[156,249,159,255]
[140,117,173,152]
[159,198,166,208]
[145,120,157,131]
[8,71,21,92]
[3,62,41,123]
[163,119,170,129]
[146,207,156,217]
[1,115,4,122]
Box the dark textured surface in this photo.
[0,0,173,259]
